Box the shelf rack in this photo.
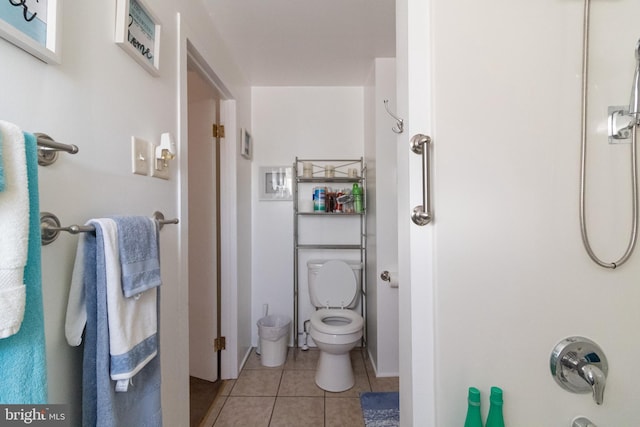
[292,157,367,348]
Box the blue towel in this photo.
[0,127,5,192]
[0,132,48,403]
[82,221,162,427]
[112,216,161,298]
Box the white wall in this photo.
[364,58,399,376]
[421,0,640,425]
[0,2,251,425]
[250,87,365,346]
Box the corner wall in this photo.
[250,87,365,346]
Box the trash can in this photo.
[257,314,291,367]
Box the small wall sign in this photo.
[0,0,62,63]
[115,0,161,76]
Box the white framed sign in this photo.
[0,0,62,64]
[115,0,161,76]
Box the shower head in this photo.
[629,38,640,118]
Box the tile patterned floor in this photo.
[200,347,399,427]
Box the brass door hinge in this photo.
[214,336,226,352]
[212,124,225,139]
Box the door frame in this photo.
[177,15,239,381]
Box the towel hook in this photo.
[384,99,404,134]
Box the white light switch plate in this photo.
[131,137,150,176]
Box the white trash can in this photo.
[257,314,291,367]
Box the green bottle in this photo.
[352,183,363,213]
[464,387,483,427]
[485,387,505,427]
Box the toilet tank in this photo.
[307,259,362,308]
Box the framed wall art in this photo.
[115,0,161,76]
[241,128,252,160]
[259,166,292,201]
[0,0,62,64]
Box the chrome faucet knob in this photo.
[550,337,608,405]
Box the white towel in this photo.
[65,232,87,346]
[65,219,158,381]
[98,219,157,381]
[0,121,28,339]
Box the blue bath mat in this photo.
[360,392,400,427]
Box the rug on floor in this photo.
[360,391,400,427]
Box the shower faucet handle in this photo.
[550,337,608,405]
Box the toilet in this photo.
[307,259,364,392]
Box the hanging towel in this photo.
[0,131,48,403]
[112,216,161,298]
[65,233,88,346]
[0,121,28,338]
[66,219,159,381]
[80,220,162,427]
[101,219,158,381]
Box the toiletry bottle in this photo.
[352,183,363,213]
[485,387,505,427]
[464,387,483,427]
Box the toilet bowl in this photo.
[307,259,364,392]
[310,308,363,392]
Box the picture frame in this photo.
[241,128,252,160]
[0,0,62,64]
[259,166,292,201]
[115,0,161,76]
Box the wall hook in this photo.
[384,99,404,134]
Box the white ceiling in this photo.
[201,0,396,86]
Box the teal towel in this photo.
[0,128,5,192]
[0,132,48,403]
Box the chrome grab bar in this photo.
[410,134,433,226]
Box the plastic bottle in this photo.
[485,387,505,427]
[352,183,363,213]
[464,387,483,427]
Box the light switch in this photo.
[131,137,150,176]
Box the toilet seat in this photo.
[310,309,363,335]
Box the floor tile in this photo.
[370,375,399,392]
[284,348,319,370]
[269,396,324,427]
[325,397,365,427]
[324,374,371,398]
[213,396,275,427]
[220,380,235,396]
[230,369,282,396]
[278,369,325,397]
[200,395,226,427]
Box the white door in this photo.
[187,69,220,382]
[397,0,437,425]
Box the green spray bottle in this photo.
[464,387,483,427]
[485,387,505,427]
[352,183,363,213]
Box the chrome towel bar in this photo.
[35,133,79,166]
[40,211,179,245]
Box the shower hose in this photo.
[579,0,639,269]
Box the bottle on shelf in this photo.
[485,387,505,427]
[352,183,363,213]
[464,387,483,427]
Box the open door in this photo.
[187,67,222,382]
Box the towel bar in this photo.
[40,211,179,245]
[35,133,79,166]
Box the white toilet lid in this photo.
[314,260,357,308]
